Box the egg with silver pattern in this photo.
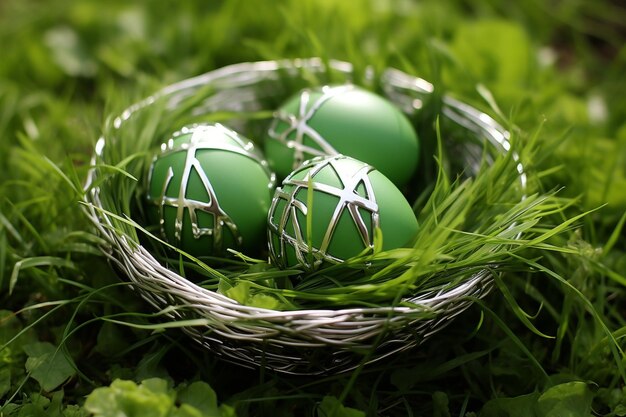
[264,84,420,187]
[267,154,419,271]
[145,123,275,257]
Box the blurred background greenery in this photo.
[1,0,625,416]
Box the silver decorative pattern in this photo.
[268,155,379,270]
[83,58,525,375]
[267,85,355,169]
[146,123,275,252]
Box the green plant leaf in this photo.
[0,310,38,403]
[224,281,283,309]
[83,378,231,417]
[224,281,251,305]
[248,293,282,310]
[317,396,365,417]
[433,391,451,417]
[141,377,170,395]
[1,310,36,349]
[23,342,76,392]
[62,406,90,417]
[176,381,219,416]
[479,392,540,417]
[0,364,10,398]
[14,393,51,417]
[478,382,595,417]
[84,379,175,417]
[535,381,593,417]
[45,390,65,417]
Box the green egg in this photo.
[265,85,420,187]
[267,154,419,271]
[145,123,275,257]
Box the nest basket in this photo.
[83,58,525,375]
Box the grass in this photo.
[1,0,626,416]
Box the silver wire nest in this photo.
[83,58,525,375]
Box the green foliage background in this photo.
[1,0,625,416]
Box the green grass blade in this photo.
[9,256,77,295]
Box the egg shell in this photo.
[268,154,419,271]
[265,85,420,187]
[146,124,274,257]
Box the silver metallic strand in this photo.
[268,85,355,168]
[157,166,175,240]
